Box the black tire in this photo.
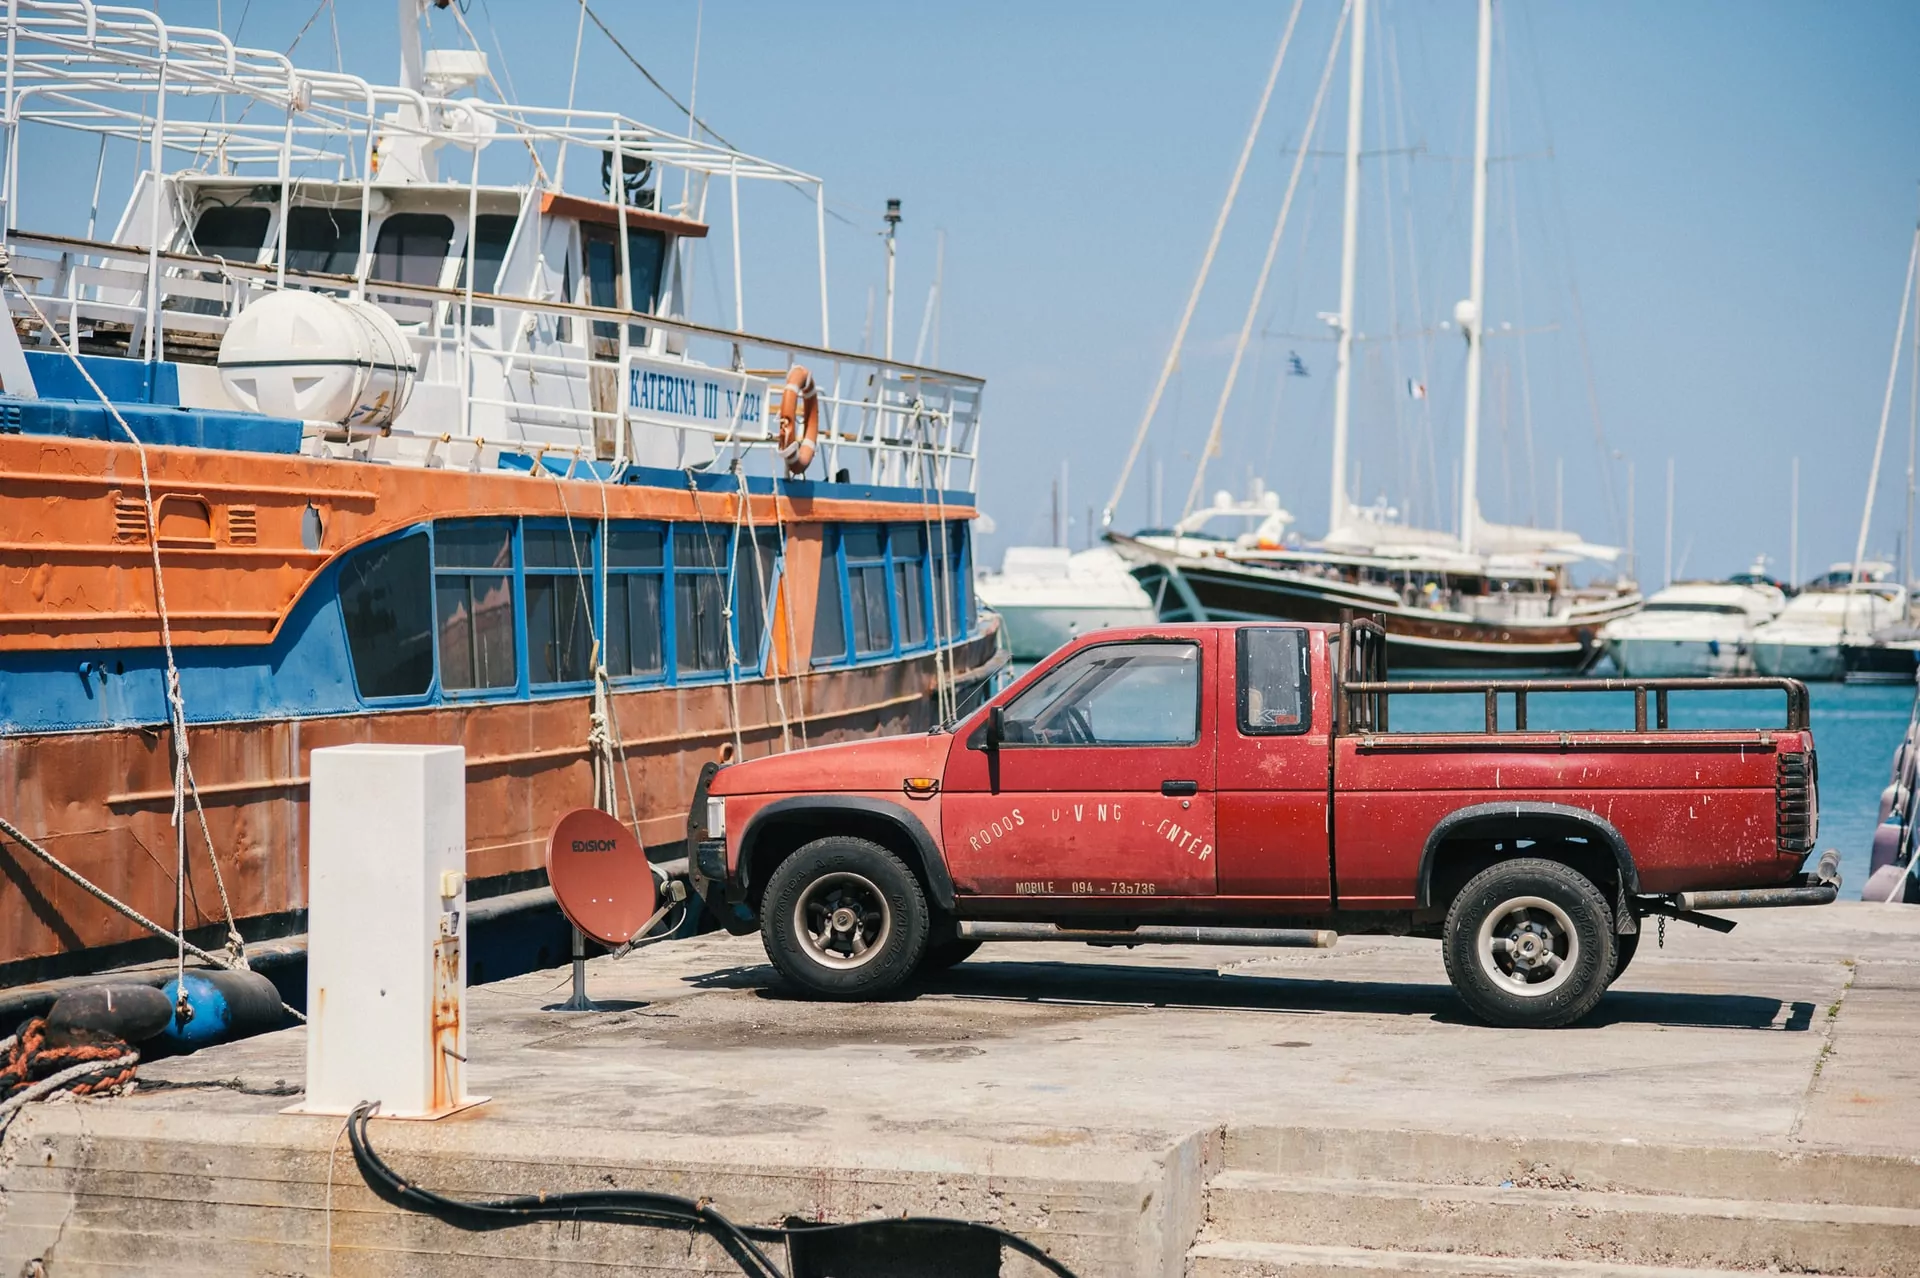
[760,836,929,1000]
[920,937,982,972]
[1609,929,1640,985]
[1442,858,1615,1029]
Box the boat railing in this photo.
[2,227,983,491]
[0,1,989,488]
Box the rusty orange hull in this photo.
[2,629,999,980]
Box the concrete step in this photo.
[1222,1126,1920,1209]
[1186,1240,1831,1278]
[1201,1170,1920,1277]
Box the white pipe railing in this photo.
[3,228,981,491]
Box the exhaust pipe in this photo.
[1671,848,1841,912]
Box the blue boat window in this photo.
[456,213,518,324]
[813,528,847,662]
[892,524,928,649]
[732,528,782,672]
[339,532,433,699]
[191,205,271,264]
[942,520,974,640]
[675,525,731,674]
[844,525,892,657]
[284,207,361,275]
[606,526,665,679]
[434,522,517,691]
[524,525,595,686]
[373,213,456,287]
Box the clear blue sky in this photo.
[101,3,1920,581]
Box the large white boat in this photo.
[1603,578,1785,677]
[1752,578,1904,681]
[975,546,1156,661]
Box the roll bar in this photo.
[1334,618,1811,735]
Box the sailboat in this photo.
[1108,0,1639,672]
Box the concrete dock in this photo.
[4,902,1919,1276]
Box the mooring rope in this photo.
[4,268,252,1003]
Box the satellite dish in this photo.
[545,808,657,946]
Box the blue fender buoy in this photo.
[159,969,285,1048]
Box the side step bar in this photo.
[956,921,1338,948]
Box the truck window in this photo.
[1003,641,1200,746]
[1238,627,1308,734]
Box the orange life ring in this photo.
[775,364,820,475]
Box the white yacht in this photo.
[1604,580,1786,677]
[976,546,1157,661]
[1752,576,1904,681]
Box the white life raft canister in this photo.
[217,289,417,433]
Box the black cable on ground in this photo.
[345,1101,1078,1278]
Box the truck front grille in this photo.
[1777,751,1815,853]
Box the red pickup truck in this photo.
[691,620,1835,1028]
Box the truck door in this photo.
[1214,626,1333,905]
[941,634,1217,899]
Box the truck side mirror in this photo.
[985,705,1005,795]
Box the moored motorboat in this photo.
[1841,622,1920,684]
[1602,578,1785,677]
[975,546,1157,661]
[1752,578,1903,681]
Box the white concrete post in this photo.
[297,744,483,1119]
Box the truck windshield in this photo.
[1003,641,1200,746]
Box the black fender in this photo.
[1416,801,1639,909]
[736,795,957,912]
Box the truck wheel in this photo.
[760,837,929,1000]
[1442,858,1615,1029]
[1610,929,1640,985]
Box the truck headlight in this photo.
[706,795,726,840]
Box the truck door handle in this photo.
[1162,780,1199,797]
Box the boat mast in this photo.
[1458,0,1493,556]
[1849,220,1919,583]
[1327,0,1367,537]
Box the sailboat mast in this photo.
[1458,0,1493,555]
[1327,0,1367,537]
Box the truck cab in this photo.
[695,621,1834,1027]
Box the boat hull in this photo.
[1129,557,1630,675]
[0,630,1000,983]
[1752,640,1846,682]
[989,602,1161,662]
[1609,637,1753,678]
[1842,641,1920,685]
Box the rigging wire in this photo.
[2,270,250,1013]
[1383,17,1445,529]
[1181,1,1352,519]
[1370,0,1413,526]
[1102,0,1309,526]
[1495,3,1540,527]
[1513,0,1621,548]
[1850,227,1920,581]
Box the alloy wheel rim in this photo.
[1475,894,1579,998]
[794,871,892,970]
